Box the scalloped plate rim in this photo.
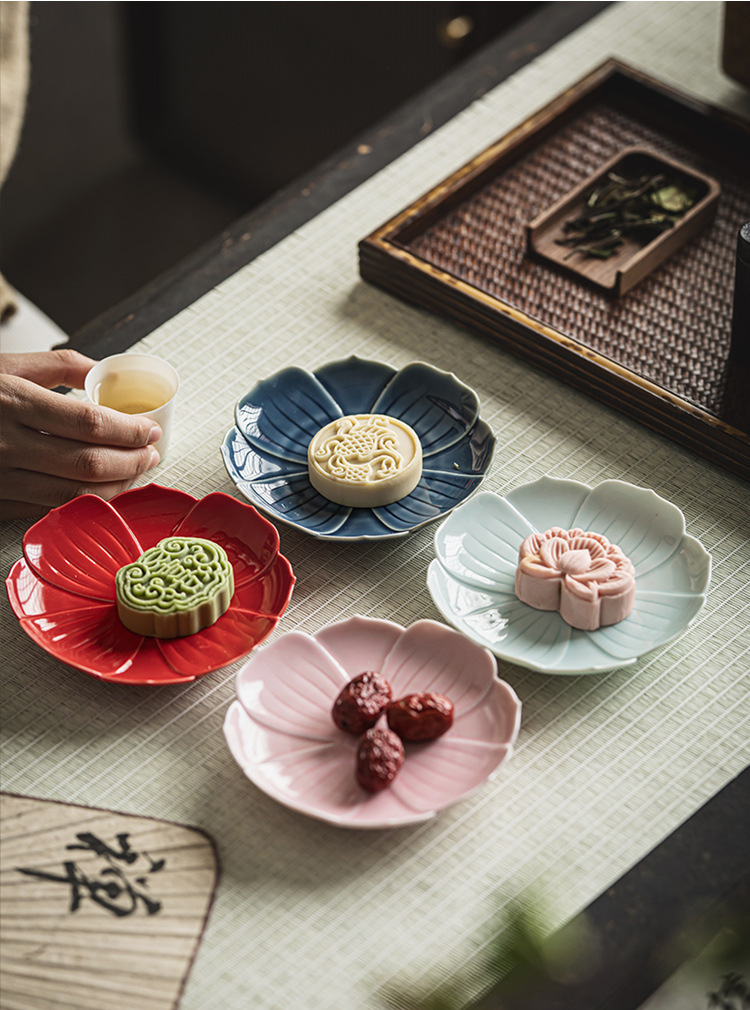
[4,485,295,685]
[222,614,522,828]
[221,356,495,542]
[427,477,711,675]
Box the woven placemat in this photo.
[408,98,750,424]
[2,5,749,1010]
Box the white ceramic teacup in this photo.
[84,352,180,461]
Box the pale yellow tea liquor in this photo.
[84,352,180,461]
[94,371,174,414]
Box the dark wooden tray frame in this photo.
[359,60,750,482]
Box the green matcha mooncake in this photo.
[115,537,234,638]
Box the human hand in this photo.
[0,349,162,521]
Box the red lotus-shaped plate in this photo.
[5,484,295,685]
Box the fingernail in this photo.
[147,425,162,445]
[147,447,160,470]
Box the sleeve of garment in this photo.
[0,1,31,322]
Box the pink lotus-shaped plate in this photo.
[223,616,522,828]
[5,484,295,685]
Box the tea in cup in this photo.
[85,352,179,461]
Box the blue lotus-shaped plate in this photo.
[427,477,712,674]
[221,357,495,540]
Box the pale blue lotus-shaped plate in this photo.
[427,477,711,674]
[222,357,495,540]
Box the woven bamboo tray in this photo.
[359,60,750,481]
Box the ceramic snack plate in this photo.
[221,356,495,541]
[5,484,295,685]
[223,615,521,828]
[427,477,711,674]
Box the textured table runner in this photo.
[2,4,749,1008]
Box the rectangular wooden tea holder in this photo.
[526,145,720,296]
[359,60,750,481]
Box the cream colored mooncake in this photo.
[307,413,422,508]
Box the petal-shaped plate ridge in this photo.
[176,492,281,585]
[235,367,341,462]
[573,480,686,577]
[428,479,711,674]
[232,471,352,536]
[427,561,575,671]
[222,426,307,484]
[391,737,513,813]
[7,558,106,620]
[314,616,404,681]
[421,418,495,475]
[157,610,280,680]
[636,534,711,594]
[504,477,591,534]
[7,485,295,685]
[224,358,494,541]
[372,470,486,532]
[236,631,349,739]
[230,556,295,620]
[106,483,198,549]
[314,356,396,416]
[433,492,532,591]
[381,619,497,712]
[224,703,422,827]
[18,599,144,679]
[372,361,480,457]
[224,616,521,828]
[23,495,142,602]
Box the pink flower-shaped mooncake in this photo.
[515,527,636,632]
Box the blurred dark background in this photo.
[0,2,542,335]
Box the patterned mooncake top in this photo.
[307,413,422,508]
[515,527,636,631]
[115,537,234,638]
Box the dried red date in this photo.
[332,671,392,735]
[386,692,454,741]
[356,727,405,793]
